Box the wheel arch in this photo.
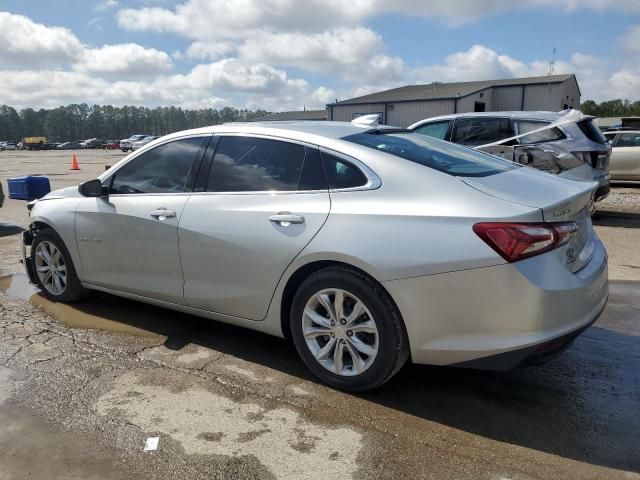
[279,259,406,343]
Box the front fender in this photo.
[29,197,83,278]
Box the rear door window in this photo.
[413,121,451,140]
[207,136,326,192]
[452,117,513,146]
[516,120,566,144]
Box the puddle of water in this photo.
[1,273,160,338]
[0,272,39,300]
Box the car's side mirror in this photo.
[79,179,108,197]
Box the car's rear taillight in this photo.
[473,222,578,262]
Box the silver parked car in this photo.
[119,134,150,152]
[21,121,608,391]
[132,136,160,151]
[603,130,640,181]
[409,111,612,204]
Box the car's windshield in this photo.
[343,132,517,177]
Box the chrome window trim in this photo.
[101,132,381,197]
[319,147,382,193]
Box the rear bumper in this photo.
[594,176,610,203]
[384,237,608,368]
[451,299,605,370]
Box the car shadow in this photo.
[22,280,640,474]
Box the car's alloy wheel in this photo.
[34,240,67,296]
[302,288,379,377]
[290,267,409,391]
[31,228,89,302]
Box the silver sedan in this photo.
[21,121,608,391]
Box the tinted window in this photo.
[452,117,513,146]
[516,120,566,144]
[414,121,450,140]
[207,136,325,192]
[344,132,516,178]
[577,120,608,144]
[617,133,640,147]
[604,132,617,143]
[321,152,368,189]
[110,137,204,194]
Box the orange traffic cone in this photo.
[71,153,80,170]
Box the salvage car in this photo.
[409,111,611,204]
[604,130,640,181]
[21,121,608,391]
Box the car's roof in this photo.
[410,111,570,127]
[605,129,640,134]
[159,121,400,143]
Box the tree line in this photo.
[1,99,638,143]
[579,99,640,117]
[0,104,270,142]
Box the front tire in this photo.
[290,267,409,391]
[31,228,88,302]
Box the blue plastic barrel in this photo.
[7,176,51,201]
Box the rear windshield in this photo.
[577,120,607,144]
[343,132,517,177]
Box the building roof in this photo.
[251,110,327,122]
[330,74,577,106]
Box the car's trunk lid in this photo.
[461,166,597,272]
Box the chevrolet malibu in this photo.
[21,121,608,391]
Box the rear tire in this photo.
[31,228,89,302]
[290,267,409,391]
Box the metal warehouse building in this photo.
[252,110,327,121]
[328,74,580,128]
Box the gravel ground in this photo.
[598,186,640,212]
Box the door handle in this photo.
[150,208,176,220]
[269,212,305,226]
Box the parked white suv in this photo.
[409,111,611,203]
[603,130,640,181]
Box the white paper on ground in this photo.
[143,437,159,451]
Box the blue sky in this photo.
[0,0,639,110]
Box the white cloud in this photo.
[185,41,234,61]
[311,86,337,106]
[117,0,640,34]
[117,0,366,39]
[75,43,173,76]
[0,12,84,66]
[95,0,119,10]
[415,45,529,83]
[237,28,404,81]
[610,69,640,99]
[166,59,309,95]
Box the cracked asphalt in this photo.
[0,151,639,479]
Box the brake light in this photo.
[473,222,578,262]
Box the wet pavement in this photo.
[0,272,638,479]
